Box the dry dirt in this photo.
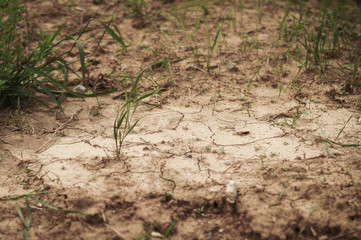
[1,0,361,239]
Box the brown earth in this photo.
[1,0,361,239]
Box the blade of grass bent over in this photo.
[16,197,31,240]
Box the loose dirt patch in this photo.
[1,0,361,239]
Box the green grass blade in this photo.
[129,65,154,97]
[123,120,139,139]
[162,219,177,239]
[211,24,223,53]
[42,24,67,54]
[49,23,66,47]
[29,195,59,211]
[16,199,31,240]
[334,114,353,142]
[64,36,86,83]
[31,77,64,112]
[16,202,26,225]
[29,195,83,214]
[25,197,31,229]
[95,19,126,48]
[24,66,79,97]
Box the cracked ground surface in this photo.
[1,0,361,239]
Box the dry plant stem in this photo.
[35,107,83,153]
[105,224,122,238]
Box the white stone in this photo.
[73,84,87,93]
[225,180,237,204]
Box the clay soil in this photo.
[1,0,361,239]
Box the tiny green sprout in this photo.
[281,166,288,171]
[270,98,275,103]
[272,172,278,177]
[174,170,179,174]
[61,166,66,170]
[216,91,222,98]
[311,98,320,103]
[254,146,261,151]
[283,142,289,145]
[194,206,205,217]
[195,137,201,141]
[89,106,101,117]
[105,70,115,76]
[185,102,190,108]
[270,152,278,157]
[205,146,211,151]
[239,96,245,101]
[259,154,266,168]
[20,182,29,189]
[202,86,209,92]
[165,191,172,197]
[344,170,350,175]
[24,167,34,173]
[89,173,98,181]
[323,177,327,183]
[218,147,225,154]
[197,155,205,160]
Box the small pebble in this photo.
[73,84,87,93]
[184,153,192,158]
[225,180,237,204]
[151,231,163,238]
[75,6,85,12]
[223,160,232,165]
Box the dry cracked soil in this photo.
[1,0,361,239]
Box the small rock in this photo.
[73,84,87,93]
[151,231,163,238]
[225,180,237,204]
[318,236,328,240]
[227,62,239,72]
[184,153,192,158]
[75,6,85,12]
[209,185,223,192]
[223,160,232,165]
[218,228,224,233]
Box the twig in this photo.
[105,224,122,238]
